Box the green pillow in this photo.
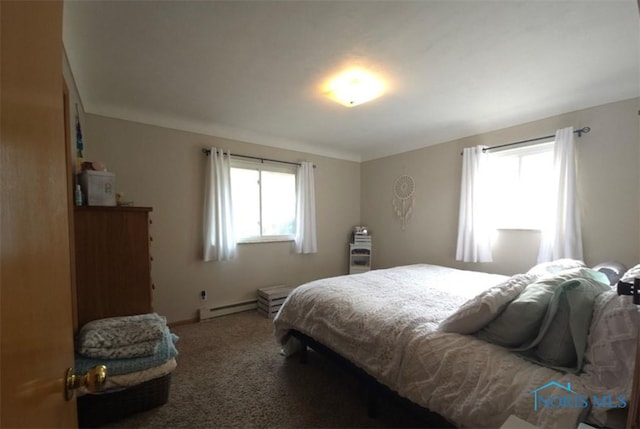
[476,281,552,346]
[517,277,610,373]
[476,267,607,348]
[535,293,576,367]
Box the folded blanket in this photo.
[79,338,161,359]
[77,313,167,359]
[75,326,179,376]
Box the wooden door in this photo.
[1,1,77,427]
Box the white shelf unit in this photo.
[349,243,372,274]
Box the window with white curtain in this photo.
[485,142,554,230]
[230,159,296,242]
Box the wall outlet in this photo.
[200,290,207,301]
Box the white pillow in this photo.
[620,263,640,283]
[438,273,538,334]
[526,258,586,276]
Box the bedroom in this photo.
[59,0,640,325]
[1,0,639,428]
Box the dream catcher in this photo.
[392,175,415,230]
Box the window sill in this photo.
[237,237,295,245]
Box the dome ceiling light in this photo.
[323,68,385,107]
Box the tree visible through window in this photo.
[485,142,554,230]
[230,159,296,242]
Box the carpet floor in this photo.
[101,310,449,429]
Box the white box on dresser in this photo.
[79,170,116,206]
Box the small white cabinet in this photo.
[349,243,372,274]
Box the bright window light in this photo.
[230,167,261,240]
[261,170,296,237]
[324,68,385,107]
[230,160,296,242]
[486,143,555,230]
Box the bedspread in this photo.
[398,332,586,428]
[274,264,507,388]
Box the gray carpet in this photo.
[103,310,447,428]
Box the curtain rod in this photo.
[202,148,305,167]
[460,126,591,155]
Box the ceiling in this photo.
[62,1,640,162]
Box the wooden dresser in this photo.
[74,206,153,327]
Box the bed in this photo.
[274,262,640,429]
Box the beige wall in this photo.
[78,97,638,322]
[362,98,640,275]
[62,50,85,164]
[83,115,361,323]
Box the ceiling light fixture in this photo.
[324,68,385,107]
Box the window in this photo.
[230,159,296,242]
[485,142,554,230]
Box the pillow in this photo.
[527,277,609,372]
[620,263,640,283]
[526,259,586,276]
[592,261,628,286]
[438,273,538,334]
[476,267,608,348]
[535,292,576,367]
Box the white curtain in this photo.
[537,127,583,262]
[456,146,493,263]
[203,148,237,262]
[294,161,317,254]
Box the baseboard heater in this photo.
[198,299,257,321]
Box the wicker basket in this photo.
[77,373,171,428]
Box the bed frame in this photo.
[290,330,454,428]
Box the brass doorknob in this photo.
[64,365,107,401]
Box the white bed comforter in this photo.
[398,332,587,429]
[274,264,587,429]
[274,265,506,393]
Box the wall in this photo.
[361,98,640,275]
[83,115,361,323]
[62,49,85,164]
[77,97,638,322]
